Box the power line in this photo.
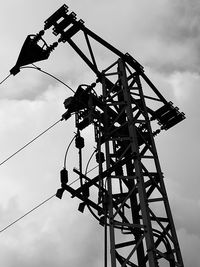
[86,164,99,174]
[0,74,11,85]
[22,65,75,93]
[0,194,55,234]
[0,67,75,94]
[0,68,78,233]
[0,119,62,167]
[64,134,77,169]
[0,65,74,168]
[36,68,75,94]
[0,177,80,234]
[0,160,100,234]
[0,67,98,235]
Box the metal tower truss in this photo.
[44,5,184,267]
[11,4,185,267]
[94,59,184,267]
[60,58,185,267]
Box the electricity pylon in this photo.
[11,4,185,267]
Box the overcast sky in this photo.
[0,0,199,266]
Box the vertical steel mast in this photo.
[44,5,185,267]
[11,4,185,267]
[93,58,185,267]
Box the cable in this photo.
[0,67,99,233]
[84,149,96,175]
[0,118,61,167]
[0,194,55,234]
[85,164,99,174]
[0,74,11,85]
[0,176,80,234]
[0,65,97,232]
[21,65,75,93]
[0,161,100,235]
[0,66,74,93]
[0,65,77,167]
[63,133,77,169]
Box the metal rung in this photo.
[115,240,136,249]
[148,198,164,203]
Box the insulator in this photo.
[91,82,96,88]
[77,118,90,130]
[33,30,45,42]
[56,188,65,199]
[82,185,89,198]
[61,111,71,121]
[78,202,86,213]
[63,96,73,109]
[153,129,161,136]
[60,168,68,184]
[96,152,105,163]
[75,136,85,149]
[46,42,58,53]
[99,216,105,226]
[85,82,96,93]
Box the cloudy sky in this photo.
[0,0,199,266]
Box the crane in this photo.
[10,4,185,267]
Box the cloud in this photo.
[166,183,200,237]
[168,71,200,112]
[0,1,198,266]
[143,0,200,73]
[178,228,200,267]
[0,83,74,206]
[0,195,103,267]
[94,0,200,75]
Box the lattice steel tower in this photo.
[11,5,185,267]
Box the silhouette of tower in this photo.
[11,5,185,267]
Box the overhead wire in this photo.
[0,194,55,234]
[0,118,62,167]
[0,163,101,234]
[84,149,97,175]
[22,65,75,93]
[63,133,77,169]
[0,119,78,233]
[85,164,99,174]
[0,65,80,233]
[0,65,100,234]
[0,66,75,94]
[0,64,77,167]
[0,176,80,234]
[0,74,12,85]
